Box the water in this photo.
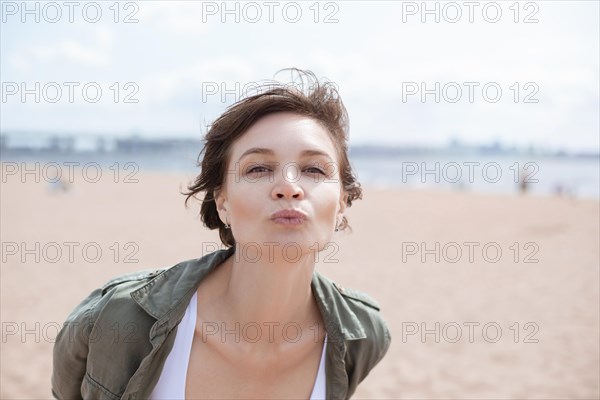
[2,149,598,199]
[351,154,600,199]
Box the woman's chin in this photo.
[236,236,318,253]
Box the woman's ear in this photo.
[214,188,229,223]
[338,191,348,216]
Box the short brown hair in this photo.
[183,69,362,247]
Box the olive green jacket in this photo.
[51,247,391,399]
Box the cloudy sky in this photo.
[1,1,598,152]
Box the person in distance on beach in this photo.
[51,69,391,399]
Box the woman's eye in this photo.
[245,164,326,176]
[305,167,326,175]
[247,166,271,174]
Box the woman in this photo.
[52,70,391,399]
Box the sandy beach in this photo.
[1,170,599,399]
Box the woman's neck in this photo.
[208,245,322,346]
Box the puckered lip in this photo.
[270,209,308,220]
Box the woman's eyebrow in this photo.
[237,147,334,163]
[237,147,274,162]
[301,149,334,162]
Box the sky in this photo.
[1,0,599,152]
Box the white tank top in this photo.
[150,292,328,399]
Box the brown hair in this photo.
[183,69,362,247]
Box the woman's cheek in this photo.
[313,188,339,223]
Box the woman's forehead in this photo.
[230,113,337,159]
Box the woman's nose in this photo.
[272,168,304,200]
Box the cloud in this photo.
[137,2,211,34]
[136,57,256,104]
[8,54,31,70]
[13,26,114,69]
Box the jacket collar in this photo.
[130,247,366,342]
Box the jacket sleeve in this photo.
[358,305,392,383]
[368,311,392,373]
[343,290,392,398]
[51,287,103,399]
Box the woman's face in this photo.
[215,112,348,256]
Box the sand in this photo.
[1,169,598,399]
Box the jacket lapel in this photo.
[123,247,235,398]
[311,272,367,399]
